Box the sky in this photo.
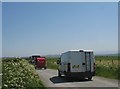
[2,2,118,57]
[2,0,120,2]
[0,2,2,58]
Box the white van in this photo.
[57,50,95,80]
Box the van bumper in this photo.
[64,71,95,78]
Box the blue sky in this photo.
[2,2,118,57]
[0,2,2,58]
[2,0,119,2]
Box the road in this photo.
[36,69,119,88]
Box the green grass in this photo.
[46,57,58,70]
[95,56,119,79]
[96,65,119,79]
[2,58,45,89]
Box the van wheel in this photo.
[44,67,47,69]
[58,70,61,77]
[88,76,92,80]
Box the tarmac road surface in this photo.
[36,69,119,89]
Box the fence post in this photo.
[112,60,113,65]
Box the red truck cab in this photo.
[35,57,47,69]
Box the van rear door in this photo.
[85,52,91,72]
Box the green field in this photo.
[2,58,45,89]
[95,56,119,79]
[46,57,59,70]
[46,56,119,80]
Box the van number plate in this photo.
[72,65,80,68]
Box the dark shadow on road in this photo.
[50,76,92,84]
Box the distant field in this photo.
[46,56,119,79]
[46,57,59,70]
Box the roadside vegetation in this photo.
[2,58,45,89]
[46,56,119,80]
[46,57,59,70]
[95,56,119,79]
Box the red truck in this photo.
[35,57,47,69]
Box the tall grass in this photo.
[95,56,119,79]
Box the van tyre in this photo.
[44,67,47,69]
[58,70,61,77]
[88,76,92,80]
